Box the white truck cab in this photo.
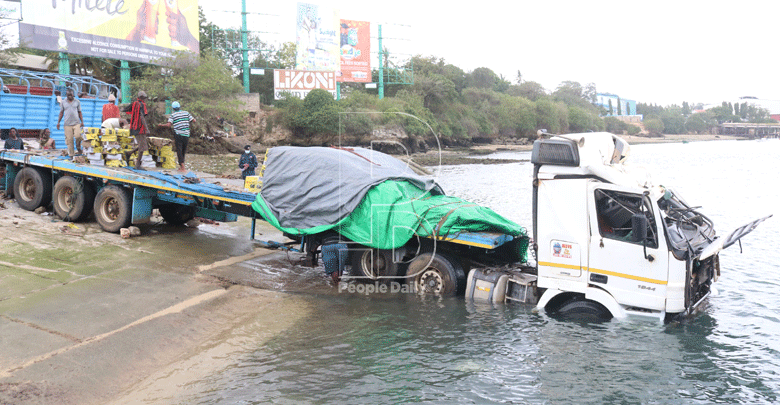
[529,132,769,322]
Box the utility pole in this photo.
[378,24,384,100]
[120,60,131,103]
[241,0,250,93]
[58,52,69,75]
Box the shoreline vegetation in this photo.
[189,133,741,177]
[405,133,739,167]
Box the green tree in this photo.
[130,51,245,129]
[682,101,690,115]
[685,113,707,134]
[535,97,562,133]
[617,97,622,115]
[568,105,597,132]
[660,107,685,134]
[467,67,498,89]
[608,99,613,115]
[411,72,457,113]
[279,89,341,141]
[644,117,665,136]
[509,81,546,101]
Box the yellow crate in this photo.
[244,176,262,192]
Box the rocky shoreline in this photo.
[407,133,739,166]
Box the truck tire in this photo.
[405,253,466,296]
[553,297,612,322]
[53,176,95,222]
[13,167,52,211]
[351,247,402,279]
[94,185,132,233]
[159,204,196,226]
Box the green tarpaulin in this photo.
[251,178,527,251]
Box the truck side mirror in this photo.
[631,214,648,243]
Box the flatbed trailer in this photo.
[1,150,257,232]
[1,150,517,251]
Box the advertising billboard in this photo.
[337,19,370,83]
[274,69,336,100]
[295,2,339,72]
[18,0,199,65]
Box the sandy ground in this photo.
[0,198,314,405]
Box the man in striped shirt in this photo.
[159,101,196,172]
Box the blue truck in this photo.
[0,67,116,145]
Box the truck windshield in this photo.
[657,189,715,259]
[595,189,658,248]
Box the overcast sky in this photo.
[3,0,775,106]
[200,0,780,107]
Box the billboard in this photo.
[18,0,199,65]
[337,19,370,83]
[274,69,336,100]
[295,2,339,72]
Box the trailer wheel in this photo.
[13,167,52,211]
[53,176,95,222]
[159,204,196,226]
[405,253,465,296]
[553,297,612,322]
[351,247,402,279]
[94,185,132,233]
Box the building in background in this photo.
[596,93,637,117]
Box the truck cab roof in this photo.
[532,132,652,190]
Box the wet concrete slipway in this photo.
[0,201,316,405]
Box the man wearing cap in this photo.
[158,101,195,172]
[129,90,150,169]
[238,145,258,179]
[56,89,84,158]
[102,93,120,122]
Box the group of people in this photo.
[43,89,195,172]
[4,90,260,178]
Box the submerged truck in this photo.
[1,130,768,322]
[253,132,769,322]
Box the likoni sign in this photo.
[273,69,337,100]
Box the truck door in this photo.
[587,184,668,311]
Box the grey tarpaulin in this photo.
[258,146,444,229]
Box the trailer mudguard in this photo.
[132,187,156,224]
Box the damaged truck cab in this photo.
[530,132,769,322]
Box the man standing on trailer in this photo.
[129,91,150,169]
[158,101,195,172]
[102,93,120,122]
[56,89,84,158]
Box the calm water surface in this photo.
[192,140,780,404]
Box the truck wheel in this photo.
[53,176,94,222]
[13,167,52,211]
[159,204,196,226]
[94,185,132,233]
[553,297,612,322]
[351,248,402,279]
[405,253,466,296]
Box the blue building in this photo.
[596,93,636,116]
